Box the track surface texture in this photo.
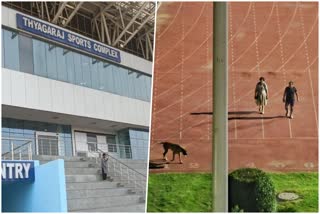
[228,2,318,172]
[149,2,213,173]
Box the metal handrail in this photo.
[2,138,33,160]
[98,148,146,177]
[95,149,146,194]
[2,140,32,156]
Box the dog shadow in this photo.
[228,111,256,115]
[228,115,286,120]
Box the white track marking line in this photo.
[252,3,265,139]
[157,3,206,61]
[298,3,319,130]
[230,3,275,67]
[158,3,183,38]
[157,32,213,81]
[229,3,252,42]
[229,4,238,139]
[248,13,318,73]
[179,4,185,142]
[206,4,211,141]
[276,2,293,138]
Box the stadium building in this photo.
[1,2,155,212]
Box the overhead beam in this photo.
[101,14,111,45]
[118,6,125,28]
[146,33,153,55]
[52,2,67,24]
[62,2,83,26]
[44,2,51,22]
[94,18,101,41]
[93,3,114,20]
[122,8,155,47]
[138,39,146,58]
[112,2,148,46]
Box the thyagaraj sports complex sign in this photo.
[16,14,121,63]
[2,160,35,183]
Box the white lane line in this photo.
[206,4,211,140]
[252,3,265,139]
[179,4,185,142]
[298,3,319,130]
[229,3,238,139]
[158,3,183,38]
[276,2,293,138]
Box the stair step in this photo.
[67,187,132,199]
[65,168,99,175]
[66,174,102,183]
[66,181,118,190]
[70,203,145,212]
[67,194,143,211]
[64,161,99,168]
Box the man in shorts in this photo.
[282,81,299,119]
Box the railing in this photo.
[2,138,33,160]
[91,149,147,195]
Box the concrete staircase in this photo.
[34,155,146,212]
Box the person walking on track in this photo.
[254,77,269,114]
[283,81,299,119]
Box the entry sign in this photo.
[2,161,35,183]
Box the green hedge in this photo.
[229,168,276,212]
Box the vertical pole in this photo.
[213,2,228,212]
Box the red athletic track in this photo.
[228,2,318,172]
[149,2,213,173]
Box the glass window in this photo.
[23,120,36,135]
[19,34,34,74]
[65,51,76,84]
[128,70,138,99]
[74,52,83,86]
[119,67,129,97]
[87,134,97,152]
[146,76,152,101]
[142,75,151,101]
[3,29,20,71]
[2,28,151,102]
[46,43,58,80]
[112,65,122,95]
[91,59,100,90]
[104,63,115,93]
[33,39,47,77]
[47,123,58,132]
[106,135,117,152]
[56,47,68,82]
[136,73,146,100]
[81,55,91,88]
[2,29,4,68]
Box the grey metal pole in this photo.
[213,2,228,212]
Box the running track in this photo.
[228,2,318,172]
[149,2,318,173]
[149,2,213,173]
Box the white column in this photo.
[213,2,228,212]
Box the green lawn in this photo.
[269,172,318,212]
[147,172,318,212]
[147,173,213,212]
